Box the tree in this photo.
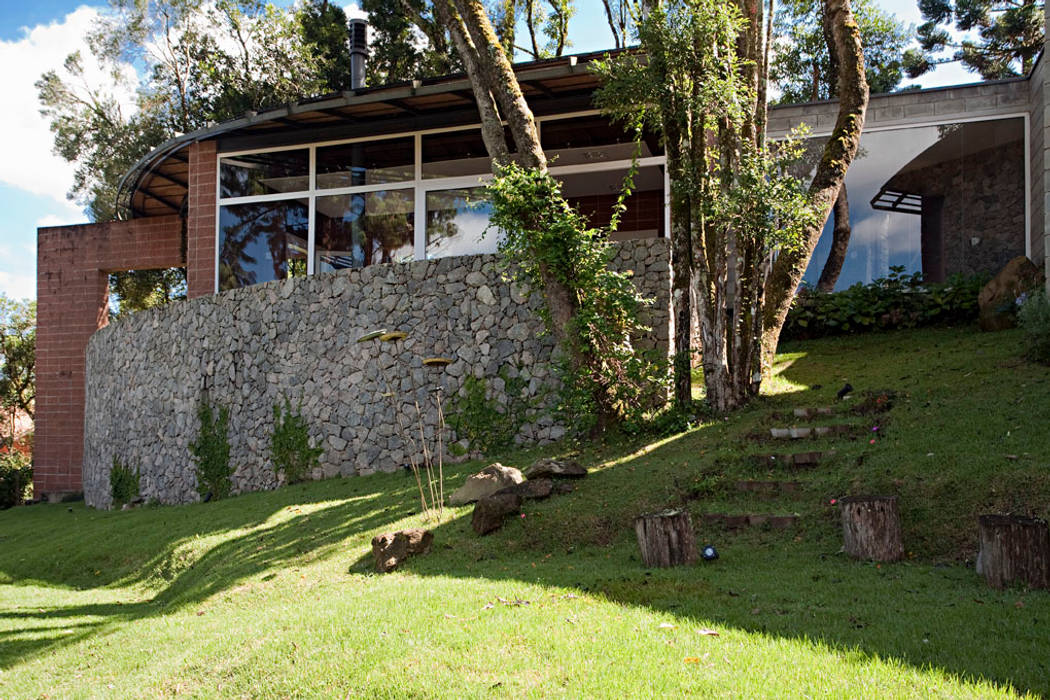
[772,0,910,291]
[0,296,35,422]
[911,0,1043,80]
[598,0,869,412]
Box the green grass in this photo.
[2,326,1049,697]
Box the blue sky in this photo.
[0,0,979,301]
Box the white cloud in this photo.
[0,6,136,210]
[0,269,37,301]
[36,206,86,229]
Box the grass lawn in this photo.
[2,326,1049,698]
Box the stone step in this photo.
[769,424,854,440]
[793,407,834,418]
[751,450,836,469]
[702,513,799,530]
[733,480,803,498]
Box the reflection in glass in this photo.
[316,138,414,189]
[315,190,414,271]
[219,150,309,198]
[541,115,663,167]
[219,199,309,291]
[801,118,1025,290]
[426,188,496,259]
[558,165,665,239]
[422,127,514,179]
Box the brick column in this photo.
[187,141,218,299]
[35,217,183,499]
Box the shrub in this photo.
[446,368,532,455]
[189,401,232,500]
[109,457,140,507]
[1018,289,1050,364]
[783,267,988,341]
[0,452,32,509]
[270,398,322,484]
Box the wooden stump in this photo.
[840,496,903,562]
[634,509,698,568]
[977,515,1050,590]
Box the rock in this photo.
[978,256,1044,331]
[447,463,525,506]
[496,478,554,501]
[524,458,587,479]
[471,492,522,535]
[371,528,434,573]
[553,481,576,495]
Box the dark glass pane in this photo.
[559,165,665,240]
[421,127,513,179]
[426,187,496,259]
[316,138,414,189]
[218,199,309,291]
[220,150,309,198]
[315,190,414,271]
[541,115,663,167]
[800,117,1025,290]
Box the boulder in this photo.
[978,256,1044,332]
[371,528,434,573]
[496,478,554,501]
[448,463,524,506]
[524,458,587,480]
[471,492,522,535]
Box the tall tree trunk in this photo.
[762,0,868,363]
[816,185,851,292]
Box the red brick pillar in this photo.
[34,217,183,499]
[187,141,218,299]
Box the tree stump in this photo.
[976,515,1050,590]
[840,496,903,562]
[634,509,697,568]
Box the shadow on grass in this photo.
[3,328,1048,694]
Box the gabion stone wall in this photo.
[83,240,670,508]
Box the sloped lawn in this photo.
[1,326,1048,697]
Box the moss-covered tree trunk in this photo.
[816,185,852,292]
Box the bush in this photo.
[190,401,232,500]
[0,452,32,509]
[270,398,322,484]
[783,267,988,341]
[1018,289,1050,364]
[109,457,140,507]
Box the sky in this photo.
[0,0,982,301]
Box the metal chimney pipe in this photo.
[349,18,368,90]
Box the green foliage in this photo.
[109,457,141,507]
[487,163,665,432]
[446,367,533,454]
[108,269,187,317]
[912,0,1043,79]
[190,401,232,501]
[782,267,987,340]
[772,0,916,104]
[0,452,32,509]
[270,399,323,485]
[1017,289,1050,364]
[0,295,36,423]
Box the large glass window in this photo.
[218,199,309,291]
[216,114,671,292]
[220,150,309,198]
[801,117,1026,289]
[316,190,415,271]
[426,188,496,259]
[316,137,414,188]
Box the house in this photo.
[34,24,1050,503]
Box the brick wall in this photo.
[35,216,183,498]
[187,141,217,299]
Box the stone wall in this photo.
[83,239,670,508]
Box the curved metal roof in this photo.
[116,50,621,220]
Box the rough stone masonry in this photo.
[82,240,671,508]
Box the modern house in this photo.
[35,25,1050,503]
